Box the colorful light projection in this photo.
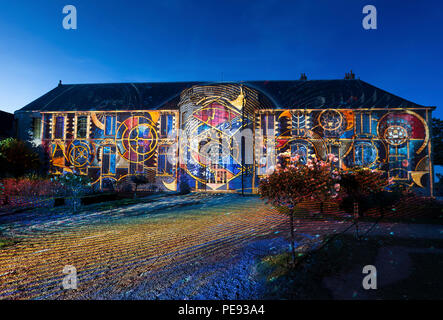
[269,108,431,193]
[179,85,252,192]
[40,85,433,195]
[42,111,179,190]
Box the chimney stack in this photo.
[344,70,355,80]
[299,73,307,81]
[58,80,62,87]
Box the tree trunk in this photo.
[289,210,296,265]
[353,201,359,219]
[354,200,359,238]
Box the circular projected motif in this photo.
[354,142,377,167]
[384,125,408,145]
[68,140,94,168]
[116,116,158,162]
[319,110,344,131]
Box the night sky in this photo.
[0,0,441,118]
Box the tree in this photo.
[0,138,41,177]
[432,118,443,166]
[259,154,338,264]
[339,168,394,237]
[313,153,341,214]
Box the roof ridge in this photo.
[16,79,427,112]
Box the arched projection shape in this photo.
[377,110,429,154]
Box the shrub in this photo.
[0,138,41,177]
[0,177,62,206]
[339,168,394,217]
[52,173,92,212]
[130,174,152,197]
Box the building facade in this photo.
[15,79,436,195]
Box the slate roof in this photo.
[17,79,428,113]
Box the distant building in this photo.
[0,110,14,139]
[14,77,436,195]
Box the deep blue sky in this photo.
[0,0,442,118]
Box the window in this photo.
[105,115,116,136]
[362,113,370,134]
[158,145,173,175]
[76,116,88,138]
[357,113,371,134]
[207,165,227,184]
[261,114,274,136]
[102,146,116,174]
[32,118,42,139]
[160,114,174,137]
[54,116,64,139]
[42,114,51,139]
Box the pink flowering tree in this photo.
[259,153,339,264]
[311,153,341,214]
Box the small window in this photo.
[76,116,88,138]
[362,113,370,134]
[158,145,173,175]
[102,146,116,174]
[32,118,42,139]
[54,116,64,139]
[105,116,116,136]
[261,114,274,136]
[42,114,51,139]
[160,114,174,137]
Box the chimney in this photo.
[299,73,307,81]
[58,80,62,87]
[344,70,356,80]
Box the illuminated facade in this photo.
[14,80,435,195]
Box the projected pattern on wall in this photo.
[41,111,179,190]
[260,108,431,192]
[39,84,433,194]
[178,85,260,192]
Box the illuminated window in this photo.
[76,116,88,138]
[42,114,51,139]
[292,111,306,137]
[157,145,173,175]
[105,116,116,136]
[357,113,371,134]
[208,164,227,184]
[160,114,174,137]
[261,114,274,136]
[102,146,116,174]
[54,116,64,139]
[32,118,42,139]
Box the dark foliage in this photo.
[432,118,443,166]
[0,138,41,177]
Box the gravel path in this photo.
[0,194,352,300]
